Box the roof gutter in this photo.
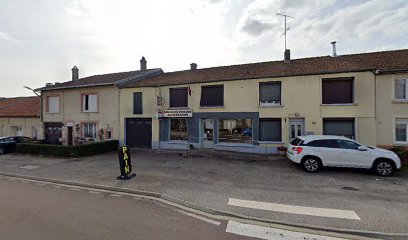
[373,68,408,75]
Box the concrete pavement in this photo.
[0,150,407,239]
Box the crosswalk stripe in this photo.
[226,221,347,240]
[228,198,360,220]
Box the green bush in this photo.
[16,140,119,157]
[390,146,408,167]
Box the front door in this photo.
[67,127,73,146]
[44,122,63,145]
[202,119,214,148]
[289,118,305,141]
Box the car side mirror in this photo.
[357,146,368,151]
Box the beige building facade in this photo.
[118,49,407,153]
[0,97,41,139]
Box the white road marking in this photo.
[109,194,122,198]
[228,198,360,220]
[176,209,221,226]
[52,185,62,189]
[89,191,101,194]
[69,188,81,191]
[6,178,16,182]
[226,221,346,240]
[35,183,45,186]
[21,180,29,184]
[19,165,41,170]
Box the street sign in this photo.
[117,146,136,180]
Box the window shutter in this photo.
[200,85,223,107]
[323,119,355,139]
[259,119,282,141]
[89,94,98,112]
[170,87,188,107]
[259,82,281,103]
[48,96,59,113]
[133,92,143,114]
[322,78,354,104]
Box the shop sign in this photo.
[163,109,193,118]
[117,146,136,180]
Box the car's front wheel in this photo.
[0,147,4,154]
[374,159,395,177]
[301,157,322,173]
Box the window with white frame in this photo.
[395,79,408,100]
[47,96,60,113]
[83,123,97,139]
[82,94,98,112]
[395,118,408,143]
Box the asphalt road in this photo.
[0,177,246,240]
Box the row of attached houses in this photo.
[0,97,41,139]
[35,49,408,153]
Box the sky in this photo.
[0,0,407,97]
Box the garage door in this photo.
[125,118,152,148]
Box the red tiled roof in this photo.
[122,49,408,88]
[0,97,40,117]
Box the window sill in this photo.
[394,142,408,145]
[199,106,225,109]
[168,107,190,109]
[258,105,284,108]
[81,111,99,113]
[167,140,189,144]
[258,141,284,144]
[321,103,357,106]
[216,142,255,148]
[392,100,408,103]
[45,112,60,114]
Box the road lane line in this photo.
[176,209,221,226]
[226,221,347,240]
[228,198,360,220]
[109,194,122,198]
[89,191,101,194]
[69,188,81,191]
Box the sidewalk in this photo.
[0,150,407,237]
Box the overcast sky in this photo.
[1,0,407,97]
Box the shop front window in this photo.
[218,119,252,144]
[170,119,188,141]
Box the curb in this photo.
[2,172,408,239]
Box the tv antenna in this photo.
[276,12,294,50]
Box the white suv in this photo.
[287,135,401,176]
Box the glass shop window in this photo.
[218,119,253,144]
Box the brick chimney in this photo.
[140,57,147,71]
[72,66,79,81]
[284,49,291,63]
[190,63,197,70]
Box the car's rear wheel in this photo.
[374,159,394,177]
[0,147,4,154]
[301,157,321,173]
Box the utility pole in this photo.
[276,12,294,50]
